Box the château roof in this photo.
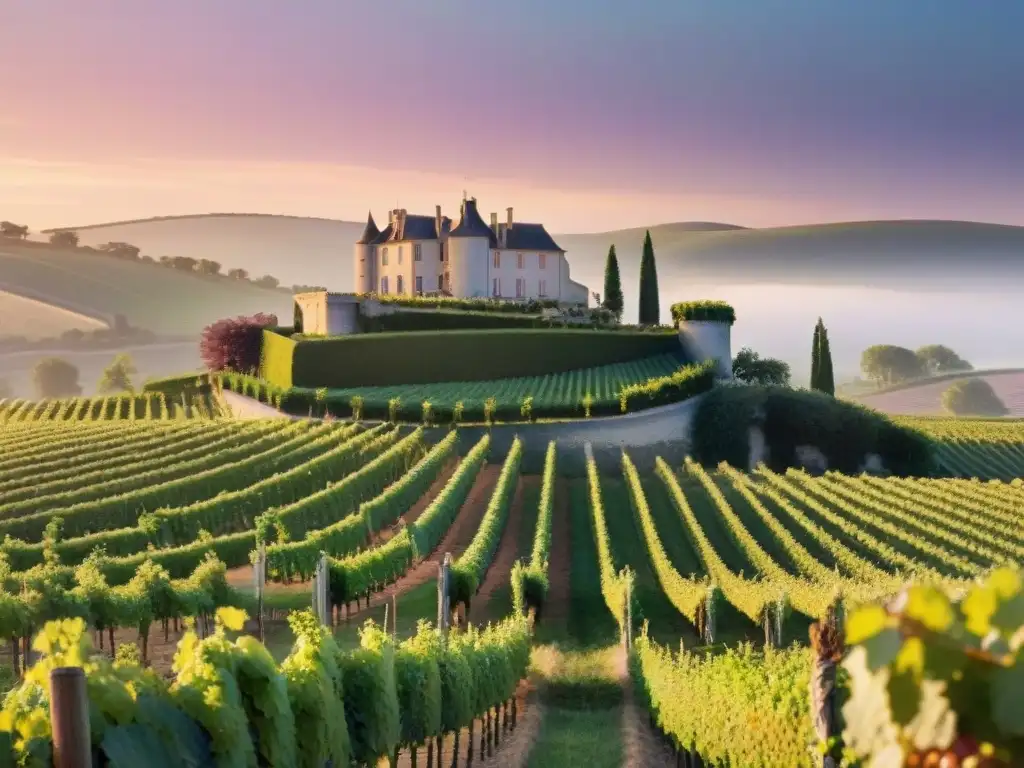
[449,198,498,246]
[355,211,381,244]
[503,223,564,252]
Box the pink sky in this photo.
[3,2,1023,233]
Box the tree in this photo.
[637,230,660,325]
[860,344,924,385]
[32,358,81,398]
[810,320,822,391]
[732,347,791,387]
[254,275,280,289]
[0,222,29,239]
[195,258,222,276]
[942,378,1008,417]
[227,268,249,281]
[916,344,972,375]
[49,230,80,248]
[98,353,137,394]
[199,313,278,373]
[601,244,624,321]
[816,321,835,396]
[97,242,140,260]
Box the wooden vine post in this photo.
[253,544,266,643]
[809,620,844,768]
[312,553,330,626]
[437,553,452,637]
[49,667,91,768]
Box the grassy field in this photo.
[0,240,293,334]
[0,412,1018,765]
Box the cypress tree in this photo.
[638,230,660,325]
[810,319,822,390]
[818,324,835,396]
[602,245,624,320]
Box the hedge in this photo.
[356,294,560,314]
[670,300,736,326]
[690,385,934,476]
[358,309,543,333]
[260,328,682,389]
[141,372,212,400]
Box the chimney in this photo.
[490,212,498,231]
[506,207,514,228]
[435,205,442,237]
[388,210,395,227]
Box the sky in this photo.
[3,0,1024,233]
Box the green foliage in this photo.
[861,344,925,385]
[31,358,81,399]
[513,442,556,617]
[942,378,1009,417]
[842,568,1023,765]
[810,318,835,396]
[916,344,973,375]
[638,230,660,325]
[339,621,400,764]
[617,360,715,413]
[392,621,442,749]
[732,347,791,387]
[266,327,679,390]
[98,354,138,395]
[450,438,523,608]
[602,244,624,320]
[691,385,934,476]
[669,300,736,326]
[633,628,816,765]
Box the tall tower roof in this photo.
[356,211,381,244]
[448,198,497,245]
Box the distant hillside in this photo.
[0,241,293,335]
[854,370,1024,417]
[45,215,1024,299]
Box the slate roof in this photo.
[365,213,451,244]
[449,198,498,246]
[504,222,564,252]
[355,211,381,244]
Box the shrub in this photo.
[691,385,933,476]
[733,347,791,387]
[31,357,82,398]
[670,300,736,326]
[941,378,1009,417]
[199,313,278,373]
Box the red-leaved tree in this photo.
[199,313,278,373]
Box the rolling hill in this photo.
[0,240,294,336]
[853,370,1024,417]
[45,215,1024,298]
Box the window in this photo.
[492,277,501,297]
[439,245,445,262]
[382,248,389,266]
[380,276,389,294]
[515,278,525,298]
[438,275,444,290]
[493,251,501,268]
[517,252,524,269]
[539,253,546,270]
[397,275,405,294]
[414,244,422,261]
[397,246,403,265]
[539,279,547,297]
[415,275,423,294]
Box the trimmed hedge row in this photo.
[261,327,682,389]
[511,441,556,618]
[449,437,523,610]
[356,293,560,314]
[670,300,736,326]
[265,431,459,581]
[327,435,491,607]
[690,385,934,476]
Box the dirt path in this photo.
[540,478,572,633]
[613,647,675,768]
[382,677,538,768]
[468,475,537,624]
[223,459,462,592]
[371,458,459,547]
[347,464,500,620]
